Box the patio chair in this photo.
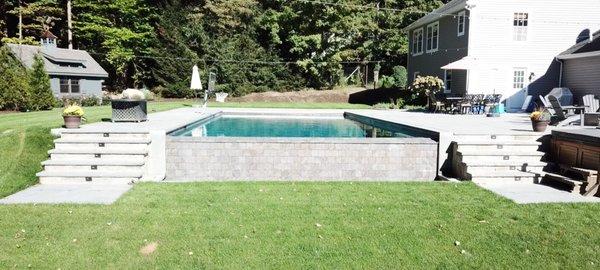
[547,95,583,126]
[582,94,600,126]
[460,94,473,114]
[472,94,485,114]
[538,95,555,114]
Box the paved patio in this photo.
[2,107,598,205]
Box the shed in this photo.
[6,31,108,98]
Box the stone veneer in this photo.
[166,137,437,181]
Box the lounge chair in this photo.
[582,94,600,126]
[547,95,583,126]
[539,95,555,114]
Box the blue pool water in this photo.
[170,115,418,138]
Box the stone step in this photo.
[42,157,145,166]
[59,130,150,140]
[54,137,152,144]
[37,170,142,184]
[43,164,144,173]
[39,177,137,185]
[470,170,542,182]
[54,141,149,151]
[453,133,543,142]
[460,149,545,163]
[457,140,541,152]
[467,162,547,174]
[48,148,148,160]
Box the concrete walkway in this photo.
[0,184,132,205]
[474,180,600,204]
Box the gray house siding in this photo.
[49,76,104,98]
[407,10,469,95]
[563,55,600,103]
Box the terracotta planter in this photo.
[63,115,82,129]
[531,119,549,132]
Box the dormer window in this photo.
[513,12,528,41]
[457,11,466,36]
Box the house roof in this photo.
[6,44,108,78]
[403,0,468,32]
[557,30,600,60]
[41,30,58,39]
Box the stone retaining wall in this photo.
[166,137,437,181]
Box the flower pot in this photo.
[531,119,549,132]
[63,116,82,129]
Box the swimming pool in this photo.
[165,111,438,181]
[169,114,423,138]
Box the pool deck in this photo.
[2,107,598,205]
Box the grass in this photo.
[1,100,599,268]
[1,182,599,269]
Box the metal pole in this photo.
[67,0,73,49]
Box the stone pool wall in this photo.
[165,137,437,181]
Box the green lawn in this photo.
[1,101,600,268]
[1,182,599,269]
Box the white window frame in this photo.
[413,72,420,80]
[513,12,528,41]
[426,22,439,53]
[412,28,424,56]
[513,68,527,89]
[457,11,466,37]
[444,70,452,94]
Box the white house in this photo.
[404,0,600,111]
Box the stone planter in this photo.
[111,99,147,122]
[531,120,549,132]
[63,116,82,129]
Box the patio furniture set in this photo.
[541,94,600,127]
[430,93,503,115]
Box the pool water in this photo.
[170,115,417,138]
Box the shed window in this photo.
[426,22,439,52]
[412,28,424,55]
[513,12,528,41]
[513,69,526,89]
[457,11,466,36]
[59,78,81,94]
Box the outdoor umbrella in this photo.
[190,65,206,108]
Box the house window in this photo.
[513,69,526,89]
[513,12,528,41]
[412,28,424,55]
[457,11,466,36]
[444,70,452,93]
[426,22,439,52]
[59,78,81,94]
[60,78,70,93]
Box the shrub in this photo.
[379,76,395,89]
[62,104,85,117]
[80,96,101,106]
[409,76,444,106]
[162,81,196,98]
[391,66,407,89]
[373,102,393,110]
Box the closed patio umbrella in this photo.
[190,65,206,108]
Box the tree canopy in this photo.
[1,0,448,95]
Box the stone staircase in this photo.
[37,130,151,184]
[447,133,548,182]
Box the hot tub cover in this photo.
[546,88,573,106]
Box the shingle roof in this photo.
[558,32,600,56]
[403,0,467,31]
[7,44,108,78]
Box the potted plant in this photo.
[63,105,85,129]
[530,108,551,132]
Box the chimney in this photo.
[40,30,58,49]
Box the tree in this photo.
[27,54,55,110]
[0,46,29,111]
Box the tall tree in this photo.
[27,54,55,111]
[0,46,29,111]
